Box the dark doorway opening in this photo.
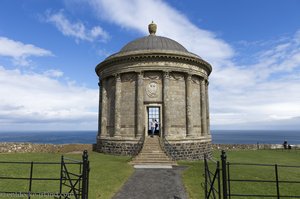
[148,107,160,136]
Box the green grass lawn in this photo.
[0,150,299,199]
[0,152,133,199]
[179,150,300,199]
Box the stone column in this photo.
[97,80,102,137]
[114,74,121,137]
[201,78,208,136]
[163,72,170,138]
[186,74,193,137]
[100,79,108,137]
[206,81,210,135]
[136,72,144,137]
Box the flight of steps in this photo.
[130,136,177,168]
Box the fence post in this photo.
[59,155,64,199]
[221,150,228,199]
[275,164,280,199]
[204,154,208,199]
[217,161,221,199]
[82,150,89,199]
[28,161,33,199]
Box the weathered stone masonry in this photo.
[95,22,213,159]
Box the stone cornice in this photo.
[96,52,212,76]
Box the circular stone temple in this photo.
[95,22,212,160]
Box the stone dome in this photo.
[96,22,211,74]
[120,35,188,53]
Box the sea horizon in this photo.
[0,130,299,145]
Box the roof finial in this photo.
[148,21,157,35]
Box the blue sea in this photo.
[0,130,299,144]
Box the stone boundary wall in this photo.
[0,143,92,153]
[1,143,299,154]
[212,144,300,151]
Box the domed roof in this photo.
[120,35,188,53]
[96,22,212,76]
[99,22,207,66]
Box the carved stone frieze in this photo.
[121,73,136,82]
[146,81,158,98]
[170,72,184,81]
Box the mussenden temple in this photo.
[94,22,212,160]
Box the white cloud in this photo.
[0,37,53,66]
[87,0,234,64]
[82,0,300,129]
[0,66,98,130]
[43,69,64,78]
[45,10,109,42]
[210,31,300,128]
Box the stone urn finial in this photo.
[148,21,157,35]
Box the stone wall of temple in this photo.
[163,139,212,160]
[95,138,141,156]
[191,76,202,137]
[106,76,115,137]
[168,72,186,139]
[95,43,212,159]
[120,73,136,137]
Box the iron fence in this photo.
[204,151,300,199]
[203,155,221,199]
[0,150,90,199]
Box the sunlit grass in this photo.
[179,150,300,199]
[0,152,133,199]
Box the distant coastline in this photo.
[0,130,299,145]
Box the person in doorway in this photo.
[155,119,159,134]
[150,119,156,137]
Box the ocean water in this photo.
[0,131,96,144]
[0,130,299,144]
[212,130,300,145]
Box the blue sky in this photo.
[0,0,300,131]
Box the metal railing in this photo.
[203,154,221,199]
[132,133,145,158]
[204,151,300,199]
[225,162,300,198]
[160,137,177,160]
[0,150,90,199]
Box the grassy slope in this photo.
[0,152,133,199]
[1,150,299,199]
[179,150,300,199]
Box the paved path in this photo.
[112,166,188,199]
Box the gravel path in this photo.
[112,166,188,199]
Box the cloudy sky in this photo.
[0,0,300,131]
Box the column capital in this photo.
[114,73,121,81]
[163,71,170,79]
[185,74,192,81]
[136,71,144,76]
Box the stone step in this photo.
[141,150,162,153]
[142,147,161,149]
[137,154,169,157]
[130,136,177,166]
[135,154,170,158]
[134,156,171,160]
[134,160,172,164]
[130,162,176,166]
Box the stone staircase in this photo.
[130,136,177,168]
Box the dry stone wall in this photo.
[0,143,92,153]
